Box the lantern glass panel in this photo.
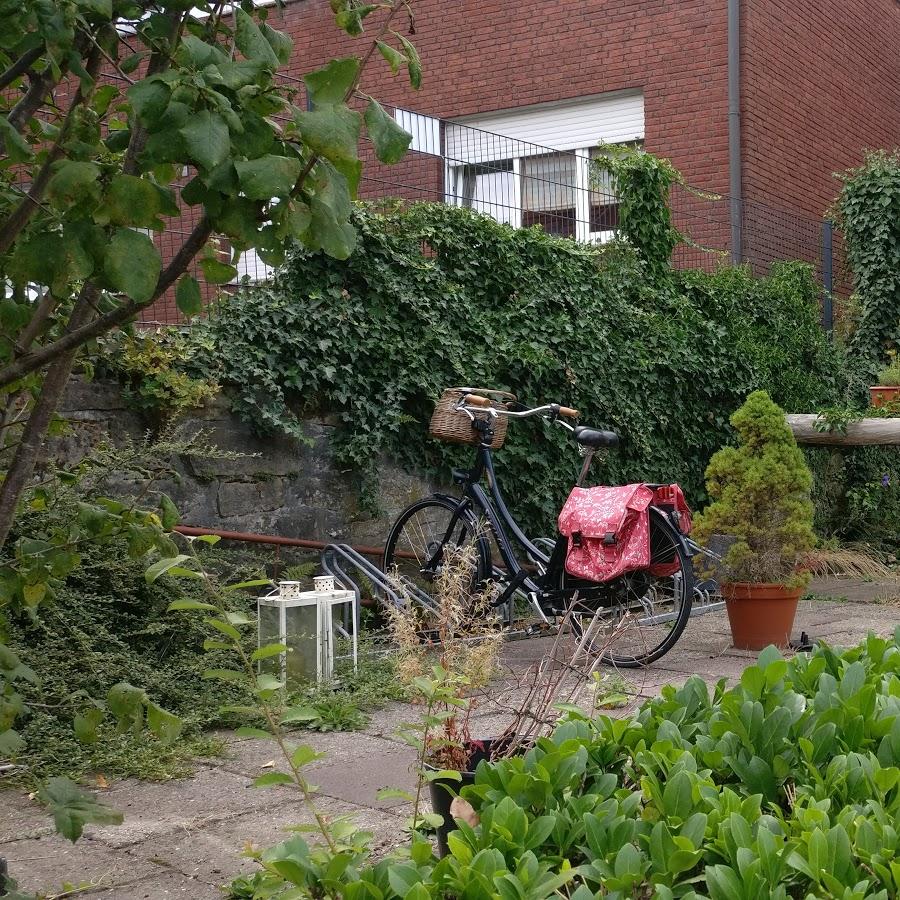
[257,603,283,679]
[285,603,320,684]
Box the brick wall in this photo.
[742,0,900,219]
[283,0,731,194]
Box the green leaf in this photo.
[207,619,242,641]
[98,175,162,227]
[261,22,292,65]
[235,726,273,740]
[127,78,171,127]
[255,673,283,692]
[376,40,405,76]
[175,275,203,317]
[234,8,280,67]
[73,708,104,745]
[104,228,161,303]
[235,155,303,199]
[146,555,192,584]
[291,745,325,768]
[294,104,361,168]
[200,257,237,284]
[281,706,320,724]
[395,33,421,89]
[253,771,295,787]
[376,787,414,802]
[107,682,146,733]
[203,668,245,682]
[0,116,33,162]
[147,703,183,744]
[167,600,216,612]
[180,109,230,171]
[225,579,272,593]
[47,161,102,209]
[251,643,288,661]
[40,776,123,843]
[120,52,143,74]
[159,494,179,530]
[304,57,359,106]
[364,99,411,164]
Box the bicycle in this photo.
[382,388,702,667]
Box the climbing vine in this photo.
[188,200,843,534]
[836,150,900,365]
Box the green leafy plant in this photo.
[186,199,844,534]
[97,330,218,426]
[231,634,900,899]
[693,390,815,585]
[0,0,422,560]
[876,349,900,386]
[836,150,900,363]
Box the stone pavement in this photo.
[3,583,900,898]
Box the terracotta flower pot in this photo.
[869,385,900,408]
[722,581,804,650]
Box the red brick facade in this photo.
[285,0,732,195]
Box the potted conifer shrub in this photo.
[693,390,815,650]
[870,349,900,408]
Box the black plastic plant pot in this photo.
[426,738,499,858]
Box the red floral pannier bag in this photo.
[557,484,654,583]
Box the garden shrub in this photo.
[234,634,900,899]
[692,391,815,584]
[3,534,258,781]
[191,202,844,535]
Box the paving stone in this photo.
[210,730,418,810]
[85,767,280,849]
[1,833,157,898]
[133,797,407,889]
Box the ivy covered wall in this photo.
[188,203,845,536]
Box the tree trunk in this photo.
[786,414,900,446]
[0,287,96,549]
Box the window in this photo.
[444,91,644,243]
[521,152,578,237]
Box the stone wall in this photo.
[55,379,438,547]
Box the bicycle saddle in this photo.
[573,426,619,449]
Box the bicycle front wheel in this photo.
[564,510,693,667]
[382,496,490,618]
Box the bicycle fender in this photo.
[649,505,691,555]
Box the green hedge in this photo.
[193,203,844,534]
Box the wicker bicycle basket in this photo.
[428,387,516,449]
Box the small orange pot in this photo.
[870,385,900,408]
[722,582,803,650]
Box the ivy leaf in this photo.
[235,155,303,200]
[175,275,203,317]
[376,40,405,76]
[180,109,230,171]
[304,57,359,106]
[234,8,280,68]
[364,99,411,164]
[39,776,123,843]
[104,229,161,303]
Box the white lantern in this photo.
[257,581,358,688]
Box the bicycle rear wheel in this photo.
[382,496,491,620]
[564,510,693,667]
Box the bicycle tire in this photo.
[382,495,491,619]
[564,509,694,667]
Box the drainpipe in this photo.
[728,0,743,264]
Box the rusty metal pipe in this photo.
[173,524,419,561]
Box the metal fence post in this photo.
[821,220,834,332]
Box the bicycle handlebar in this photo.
[459,395,580,423]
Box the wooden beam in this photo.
[787,414,900,446]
